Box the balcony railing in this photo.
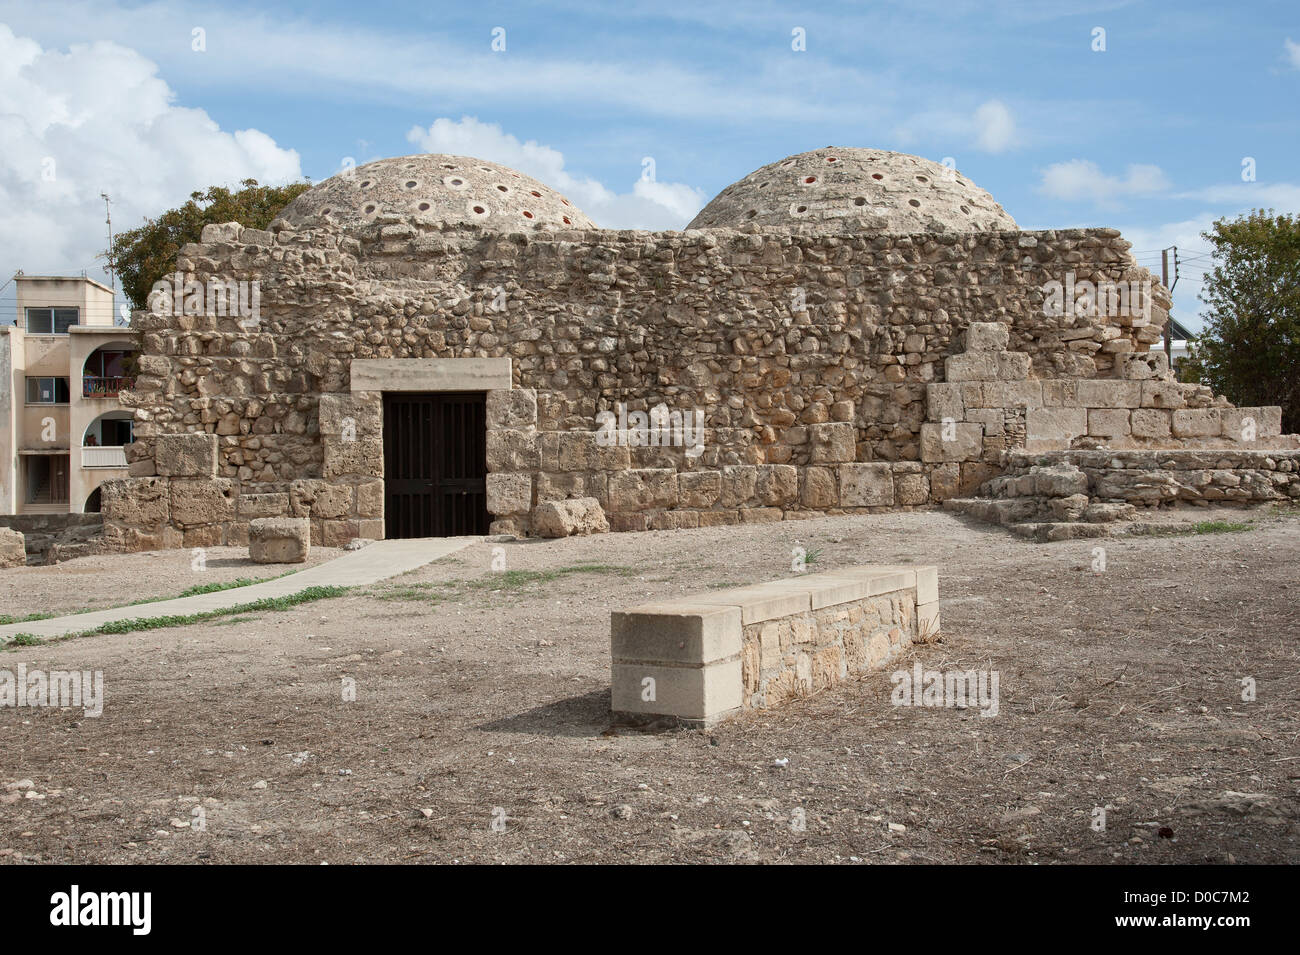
[82,446,128,469]
[83,376,134,399]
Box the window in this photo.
[25,307,79,334]
[26,376,71,404]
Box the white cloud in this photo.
[973,100,1016,153]
[892,98,1019,154]
[1036,159,1170,205]
[406,117,706,229]
[0,23,301,286]
[1285,38,1300,69]
[1174,182,1300,209]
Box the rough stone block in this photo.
[0,528,25,568]
[318,393,381,437]
[927,382,964,422]
[486,429,540,472]
[323,437,383,478]
[920,422,984,463]
[486,472,533,516]
[155,433,218,478]
[964,322,1010,352]
[1172,408,1222,438]
[1131,408,1172,439]
[719,465,758,507]
[102,477,170,526]
[678,470,721,507]
[486,388,538,430]
[608,469,678,510]
[839,463,895,506]
[1222,407,1283,441]
[171,479,235,526]
[1088,408,1132,438]
[808,422,857,463]
[756,465,798,505]
[995,351,1031,380]
[981,380,1043,410]
[248,517,310,563]
[1025,407,1088,450]
[801,466,837,508]
[356,480,384,518]
[895,470,930,506]
[1141,380,1190,409]
[1077,380,1142,408]
[1119,351,1170,380]
[237,492,289,519]
[556,430,630,471]
[531,497,609,537]
[945,352,998,382]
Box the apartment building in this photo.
[0,275,137,515]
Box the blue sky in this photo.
[3,0,1299,329]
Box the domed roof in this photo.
[687,147,1016,234]
[279,155,596,233]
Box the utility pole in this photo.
[1161,246,1179,364]
[101,193,118,322]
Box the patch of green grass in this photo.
[1192,520,1253,534]
[8,633,43,646]
[170,576,282,600]
[2,573,294,626]
[467,562,638,593]
[373,582,444,604]
[2,585,349,649]
[707,581,745,590]
[0,611,57,626]
[212,615,261,627]
[802,547,823,567]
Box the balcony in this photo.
[82,446,128,469]
[83,376,135,399]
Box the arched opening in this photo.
[82,411,134,469]
[82,341,138,399]
[84,486,102,513]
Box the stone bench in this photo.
[611,564,939,727]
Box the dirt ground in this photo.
[2,506,1297,865]
[0,546,343,620]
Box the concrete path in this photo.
[0,537,475,641]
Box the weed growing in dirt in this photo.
[1,585,349,648]
[0,611,57,626]
[8,633,43,646]
[1192,520,1252,534]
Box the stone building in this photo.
[97,147,1299,551]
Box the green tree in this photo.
[1183,209,1300,434]
[104,179,311,312]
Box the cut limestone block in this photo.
[530,497,609,537]
[248,517,310,563]
[611,564,941,727]
[611,603,743,727]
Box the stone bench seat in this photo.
[611,564,939,727]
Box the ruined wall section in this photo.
[107,220,1168,546]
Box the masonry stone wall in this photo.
[100,216,1192,545]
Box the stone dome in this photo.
[279,155,596,233]
[687,147,1016,234]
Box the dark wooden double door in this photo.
[383,392,489,538]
